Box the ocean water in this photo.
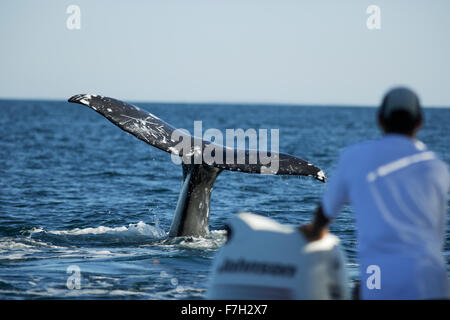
[0,99,448,299]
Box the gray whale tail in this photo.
[68,94,326,237]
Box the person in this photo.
[301,87,449,300]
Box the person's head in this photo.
[377,87,423,137]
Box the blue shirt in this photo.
[321,134,449,299]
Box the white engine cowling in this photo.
[207,212,350,300]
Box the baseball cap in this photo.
[379,87,422,120]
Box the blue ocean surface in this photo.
[0,99,448,299]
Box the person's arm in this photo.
[300,148,350,242]
[299,204,331,241]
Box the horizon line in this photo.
[0,96,449,109]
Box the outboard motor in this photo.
[207,212,349,299]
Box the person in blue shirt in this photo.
[301,87,449,299]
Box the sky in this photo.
[1,0,449,106]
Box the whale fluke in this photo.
[68,94,179,154]
[69,94,326,237]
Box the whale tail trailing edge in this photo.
[68,94,326,237]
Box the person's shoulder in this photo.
[416,145,450,183]
[417,141,447,168]
[429,156,449,176]
[426,158,450,190]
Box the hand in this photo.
[299,223,328,242]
